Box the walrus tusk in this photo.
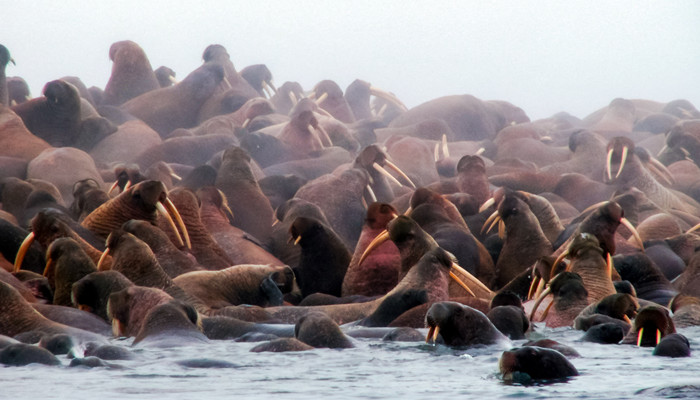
[293,236,302,246]
[112,318,125,338]
[529,285,552,322]
[426,325,440,344]
[623,315,633,325]
[540,299,554,321]
[656,329,661,345]
[365,184,377,203]
[478,197,495,213]
[550,250,569,277]
[123,180,133,192]
[316,125,333,147]
[605,148,614,181]
[288,91,298,106]
[646,157,676,186]
[168,75,178,84]
[656,144,669,158]
[358,229,390,265]
[376,103,388,118]
[43,256,54,277]
[314,92,328,105]
[165,198,191,250]
[606,253,613,279]
[450,262,492,296]
[13,232,35,273]
[223,77,232,89]
[403,206,412,216]
[442,134,450,158]
[481,211,501,235]
[369,86,408,112]
[383,160,416,189]
[433,142,440,162]
[263,80,277,95]
[620,217,644,252]
[242,118,250,129]
[475,147,486,156]
[579,200,608,217]
[97,248,110,271]
[272,219,279,227]
[372,162,403,188]
[527,266,540,301]
[155,201,185,248]
[615,145,629,179]
[497,220,505,239]
[636,327,644,346]
[108,180,120,196]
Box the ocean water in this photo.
[2,325,700,400]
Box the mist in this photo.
[4,0,699,119]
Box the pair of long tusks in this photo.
[217,189,235,222]
[636,327,662,347]
[527,265,546,301]
[262,80,277,98]
[373,161,416,189]
[426,325,440,344]
[606,146,629,181]
[155,199,191,250]
[481,211,505,239]
[529,280,556,322]
[369,86,408,112]
[433,135,450,161]
[449,262,493,297]
[478,197,495,214]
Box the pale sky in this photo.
[4,1,699,119]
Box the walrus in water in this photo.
[499,346,579,384]
[133,300,208,347]
[425,301,508,347]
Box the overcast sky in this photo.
[4,1,699,120]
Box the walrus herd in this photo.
[1,40,699,384]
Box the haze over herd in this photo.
[1,39,700,387]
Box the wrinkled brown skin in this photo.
[121,63,224,137]
[456,155,491,208]
[294,311,354,348]
[673,251,700,298]
[27,147,106,205]
[215,146,273,244]
[389,94,502,141]
[173,264,297,308]
[102,41,160,106]
[294,168,369,250]
[122,219,202,278]
[32,303,111,335]
[385,136,439,188]
[159,188,232,270]
[313,80,355,123]
[0,268,37,302]
[71,270,134,322]
[107,285,173,338]
[197,186,283,266]
[564,235,617,305]
[0,106,52,161]
[494,192,552,289]
[277,98,328,159]
[105,230,174,290]
[81,180,172,240]
[90,119,163,166]
[0,280,103,342]
[605,136,700,214]
[342,203,400,297]
[44,237,97,307]
[11,80,82,147]
[216,247,457,325]
[533,272,590,328]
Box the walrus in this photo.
[71,270,134,322]
[107,285,173,338]
[499,346,579,383]
[43,237,97,306]
[0,343,60,366]
[173,264,300,308]
[102,40,160,106]
[425,301,509,347]
[294,311,354,349]
[133,300,208,347]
